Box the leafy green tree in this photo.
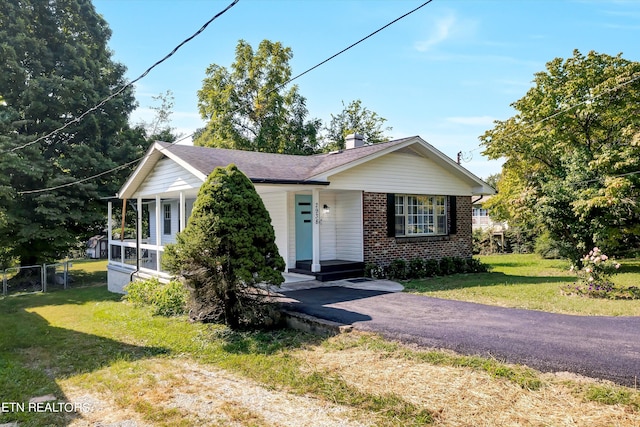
[195,39,321,154]
[163,164,285,329]
[0,0,146,265]
[323,99,392,151]
[481,50,640,261]
[484,173,500,190]
[138,90,179,143]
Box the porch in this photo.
[106,186,365,293]
[290,259,366,282]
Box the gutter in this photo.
[250,178,330,186]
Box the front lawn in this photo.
[1,283,639,425]
[404,253,640,316]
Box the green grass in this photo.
[2,257,639,425]
[66,258,108,287]
[0,286,433,426]
[404,254,640,316]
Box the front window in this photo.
[395,195,447,236]
[163,204,171,235]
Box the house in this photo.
[472,195,508,251]
[86,235,108,259]
[107,134,494,293]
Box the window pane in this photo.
[396,194,448,236]
[395,216,405,236]
[163,204,171,235]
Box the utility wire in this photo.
[17,0,436,195]
[282,0,434,89]
[17,133,194,195]
[8,0,239,153]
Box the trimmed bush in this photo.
[365,263,386,279]
[387,259,408,280]
[163,164,285,329]
[365,257,489,280]
[124,278,188,317]
[439,257,457,275]
[408,258,426,279]
[424,259,440,277]
[466,257,489,273]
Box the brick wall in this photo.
[362,192,472,266]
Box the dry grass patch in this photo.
[61,357,373,427]
[293,333,640,426]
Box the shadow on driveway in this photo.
[281,286,640,388]
[281,286,391,324]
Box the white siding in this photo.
[134,158,203,198]
[186,198,195,225]
[336,191,363,261]
[161,201,179,245]
[148,200,179,245]
[319,192,337,260]
[287,192,297,269]
[328,152,472,195]
[260,192,289,269]
[149,202,156,244]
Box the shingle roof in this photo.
[158,137,415,182]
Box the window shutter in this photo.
[387,193,396,237]
[449,196,457,235]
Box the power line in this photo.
[17,132,194,195]
[282,0,434,89]
[17,0,436,196]
[7,0,239,153]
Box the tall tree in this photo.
[323,99,392,151]
[163,164,285,329]
[195,39,321,154]
[0,0,145,265]
[138,89,180,143]
[481,50,640,261]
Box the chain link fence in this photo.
[2,259,106,296]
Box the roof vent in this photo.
[345,133,364,149]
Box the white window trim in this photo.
[163,203,172,235]
[395,194,447,237]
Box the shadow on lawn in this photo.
[219,327,326,355]
[0,286,168,426]
[404,271,575,292]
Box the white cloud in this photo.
[446,116,497,126]
[414,12,457,52]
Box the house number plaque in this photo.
[314,203,320,224]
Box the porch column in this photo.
[311,188,321,272]
[179,191,186,232]
[137,197,142,266]
[107,201,112,261]
[155,195,161,272]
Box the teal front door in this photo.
[295,195,313,260]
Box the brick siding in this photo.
[363,192,472,266]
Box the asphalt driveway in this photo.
[281,285,640,387]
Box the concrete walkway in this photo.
[279,282,640,387]
[277,275,404,293]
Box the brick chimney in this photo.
[345,133,364,149]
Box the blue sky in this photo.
[92,0,640,179]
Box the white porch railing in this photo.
[108,239,167,274]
